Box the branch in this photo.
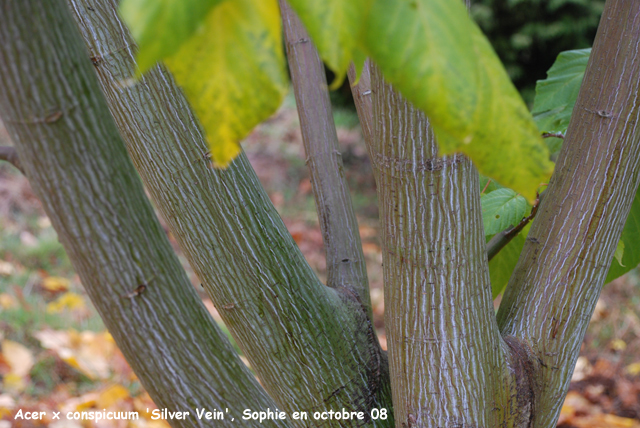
[487,191,542,261]
[0,146,24,173]
[368,64,526,426]
[0,0,284,423]
[279,0,372,312]
[542,131,565,139]
[69,0,393,420]
[497,0,640,424]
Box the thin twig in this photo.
[481,179,492,195]
[0,146,24,173]
[542,132,565,139]
[487,190,543,261]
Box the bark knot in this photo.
[503,335,540,428]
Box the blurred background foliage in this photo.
[472,0,605,104]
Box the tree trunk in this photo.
[279,0,372,315]
[366,66,530,427]
[67,0,393,425]
[349,0,640,425]
[0,1,286,427]
[2,0,637,426]
[497,0,640,425]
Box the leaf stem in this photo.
[481,178,492,195]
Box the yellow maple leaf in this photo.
[97,384,131,408]
[625,362,640,376]
[610,339,627,351]
[42,276,71,292]
[46,292,86,313]
[2,373,25,393]
[0,293,17,310]
[34,329,115,380]
[163,0,287,168]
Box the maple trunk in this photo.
[0,2,295,427]
[68,0,393,426]
[0,0,638,427]
[0,1,287,427]
[496,0,640,424]
[359,64,531,427]
[349,0,640,426]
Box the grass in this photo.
[0,202,105,337]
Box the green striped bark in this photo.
[280,0,373,317]
[368,66,529,427]
[497,0,640,425]
[67,0,393,425]
[0,1,287,427]
[348,2,640,425]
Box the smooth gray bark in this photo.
[67,0,394,425]
[0,1,287,427]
